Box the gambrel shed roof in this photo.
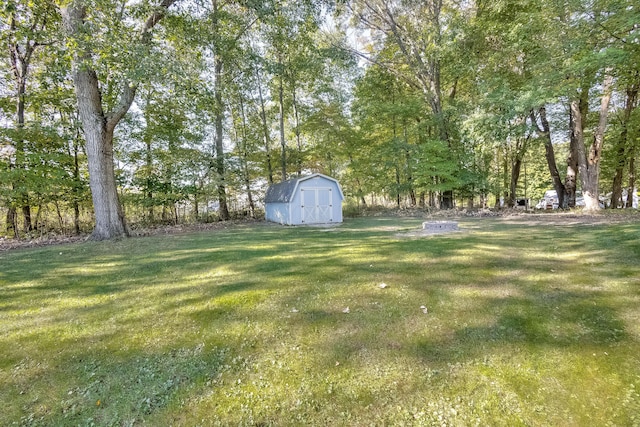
[265,173,344,204]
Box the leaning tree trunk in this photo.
[532,107,566,208]
[508,129,530,208]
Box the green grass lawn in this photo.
[1,216,640,426]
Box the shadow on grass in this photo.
[413,290,629,364]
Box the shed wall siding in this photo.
[265,203,290,225]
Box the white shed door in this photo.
[301,188,333,223]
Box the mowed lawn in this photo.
[1,216,640,426]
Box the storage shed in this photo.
[265,173,344,225]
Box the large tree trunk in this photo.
[60,0,175,239]
[573,73,614,211]
[58,0,128,239]
[77,75,129,239]
[84,115,129,239]
[565,87,588,208]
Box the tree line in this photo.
[1,0,638,240]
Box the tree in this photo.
[612,77,640,208]
[258,0,323,182]
[571,72,614,210]
[348,0,470,208]
[59,0,177,240]
[2,0,57,234]
[351,66,423,207]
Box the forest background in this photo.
[1,0,639,240]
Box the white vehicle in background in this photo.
[536,190,559,210]
[535,189,637,209]
[602,188,639,209]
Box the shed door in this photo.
[301,188,333,223]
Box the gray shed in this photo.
[264,173,344,225]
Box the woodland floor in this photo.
[0,219,257,252]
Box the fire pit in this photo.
[422,221,459,232]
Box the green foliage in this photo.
[3,0,640,234]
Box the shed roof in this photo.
[264,173,344,203]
